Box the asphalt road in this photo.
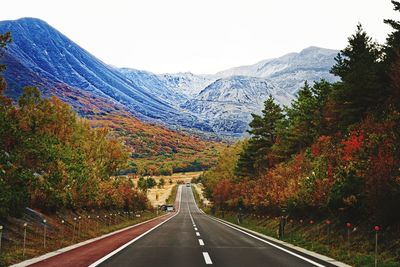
[97,186,337,267]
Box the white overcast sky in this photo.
[2,0,398,74]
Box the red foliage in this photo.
[311,135,332,156]
[341,131,364,161]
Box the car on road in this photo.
[186,182,191,187]
[159,204,175,212]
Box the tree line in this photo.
[202,1,400,225]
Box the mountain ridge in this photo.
[1,17,339,137]
[0,17,213,132]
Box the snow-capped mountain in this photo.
[216,46,339,94]
[0,17,339,137]
[0,18,212,132]
[181,76,293,135]
[157,72,214,97]
[118,68,188,106]
[175,47,338,136]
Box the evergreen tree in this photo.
[273,81,333,159]
[235,95,284,177]
[330,24,387,128]
[384,1,400,64]
[384,1,400,108]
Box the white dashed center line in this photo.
[187,187,212,264]
[203,252,213,264]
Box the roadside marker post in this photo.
[346,223,352,256]
[61,220,65,246]
[0,225,3,252]
[374,226,380,267]
[23,223,27,258]
[78,216,82,238]
[289,219,293,242]
[87,215,91,233]
[73,217,77,242]
[325,220,331,247]
[43,219,47,249]
[309,220,314,249]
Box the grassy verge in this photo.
[191,184,211,212]
[191,185,201,205]
[210,211,399,267]
[166,184,178,205]
[0,210,158,266]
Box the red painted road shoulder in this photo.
[27,213,175,267]
[22,186,183,267]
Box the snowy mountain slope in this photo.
[216,47,337,78]
[0,17,339,137]
[119,47,338,136]
[181,76,293,135]
[0,18,212,132]
[118,68,188,106]
[216,46,339,94]
[176,47,339,136]
[156,72,214,97]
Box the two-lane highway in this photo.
[95,186,337,267]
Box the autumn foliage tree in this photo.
[0,58,148,217]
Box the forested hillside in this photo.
[202,1,400,226]
[0,33,146,218]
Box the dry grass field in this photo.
[145,172,202,207]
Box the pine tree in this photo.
[330,24,387,128]
[235,95,284,178]
[272,81,333,160]
[384,1,400,64]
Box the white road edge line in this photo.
[187,187,326,267]
[198,239,205,246]
[207,216,325,267]
[202,252,213,264]
[88,185,183,267]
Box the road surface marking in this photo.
[194,227,198,231]
[198,239,205,246]
[187,187,327,267]
[207,217,326,267]
[188,202,195,225]
[196,232,200,236]
[202,252,213,264]
[88,186,183,267]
